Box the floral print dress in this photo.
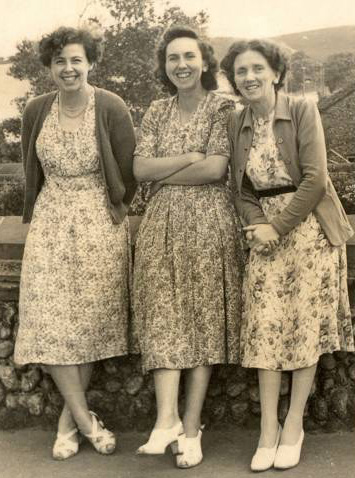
[133,92,244,374]
[240,115,354,371]
[15,90,132,365]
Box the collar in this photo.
[241,92,291,131]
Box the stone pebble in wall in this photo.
[0,341,14,358]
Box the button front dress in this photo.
[15,91,132,365]
[133,92,244,374]
[240,116,354,370]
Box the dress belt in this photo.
[255,185,297,198]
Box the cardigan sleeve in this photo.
[107,95,137,208]
[271,97,327,235]
[21,99,36,173]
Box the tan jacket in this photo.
[228,93,354,246]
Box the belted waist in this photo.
[255,185,297,198]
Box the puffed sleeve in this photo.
[206,97,235,157]
[134,101,162,158]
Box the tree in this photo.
[287,51,315,94]
[8,0,209,123]
[0,117,21,163]
[324,52,355,92]
[2,0,208,165]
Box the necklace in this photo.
[59,96,88,118]
[60,104,87,118]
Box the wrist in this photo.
[269,223,280,238]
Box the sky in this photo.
[0,0,355,57]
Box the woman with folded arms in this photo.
[133,25,243,469]
[221,38,354,471]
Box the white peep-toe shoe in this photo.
[250,425,282,472]
[274,429,304,469]
[52,427,80,460]
[136,420,183,455]
[176,425,205,469]
[83,411,116,455]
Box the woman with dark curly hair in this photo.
[221,39,354,471]
[133,25,243,468]
[14,26,136,459]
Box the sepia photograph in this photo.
[0,1,354,477]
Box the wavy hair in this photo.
[39,26,104,67]
[220,38,289,95]
[155,25,218,95]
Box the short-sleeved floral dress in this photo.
[240,115,354,371]
[15,89,132,365]
[133,92,244,374]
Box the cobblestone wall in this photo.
[0,299,354,431]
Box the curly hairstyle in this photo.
[220,38,290,95]
[39,26,104,67]
[155,25,218,95]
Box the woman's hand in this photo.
[243,223,280,251]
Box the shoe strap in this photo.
[56,428,78,440]
[88,411,107,436]
[86,412,113,442]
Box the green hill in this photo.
[211,25,355,61]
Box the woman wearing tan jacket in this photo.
[221,38,354,472]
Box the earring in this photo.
[202,66,208,72]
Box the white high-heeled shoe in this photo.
[176,426,205,469]
[83,411,116,455]
[250,425,282,472]
[136,420,183,455]
[274,429,304,469]
[52,428,80,460]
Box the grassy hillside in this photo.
[211,25,355,61]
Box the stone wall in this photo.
[0,301,355,432]
[1,217,355,432]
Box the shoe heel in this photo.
[170,441,180,455]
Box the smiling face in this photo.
[233,49,280,106]
[165,37,206,93]
[50,43,92,93]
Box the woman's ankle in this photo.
[182,416,202,438]
[281,413,303,442]
[58,409,76,433]
[258,418,279,448]
[154,414,180,429]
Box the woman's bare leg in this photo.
[57,362,94,434]
[183,365,212,437]
[48,364,93,435]
[154,369,181,428]
[281,364,317,445]
[258,369,282,447]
